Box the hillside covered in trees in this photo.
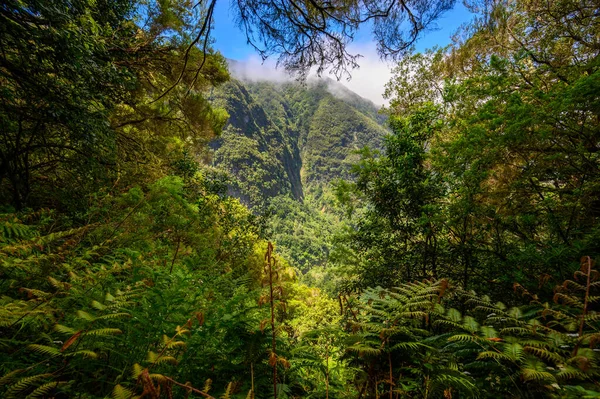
[1,0,600,398]
[210,74,388,271]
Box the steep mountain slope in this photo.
[210,75,388,207]
[209,72,388,271]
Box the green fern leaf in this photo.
[503,342,525,363]
[91,300,107,310]
[521,368,555,382]
[95,312,131,321]
[85,328,122,336]
[4,374,51,399]
[76,310,96,321]
[112,384,136,399]
[132,364,144,379]
[447,334,487,344]
[25,381,67,399]
[27,344,61,357]
[154,356,178,365]
[477,351,512,362]
[54,324,76,334]
[221,382,233,399]
[0,369,25,386]
[524,346,564,364]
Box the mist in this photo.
[228,43,392,107]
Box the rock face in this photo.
[210,72,388,208]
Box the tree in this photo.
[0,0,229,210]
[337,0,600,295]
[178,0,457,80]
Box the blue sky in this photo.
[210,2,474,104]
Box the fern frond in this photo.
[75,310,96,321]
[112,384,137,399]
[154,356,178,365]
[521,368,555,383]
[524,346,564,364]
[85,328,122,336]
[480,326,498,339]
[132,364,144,379]
[462,316,480,333]
[91,300,107,310]
[203,378,212,393]
[477,351,512,362]
[445,308,463,323]
[392,341,432,351]
[54,324,76,334]
[555,365,588,380]
[434,319,464,330]
[503,343,525,363]
[0,369,25,386]
[346,344,382,356]
[221,382,233,399]
[447,334,487,344]
[27,344,61,357]
[95,312,131,321]
[165,340,186,349]
[147,351,177,365]
[25,381,68,399]
[4,374,51,399]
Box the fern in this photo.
[221,382,233,399]
[4,374,51,399]
[203,378,212,393]
[27,344,61,357]
[112,384,137,399]
[0,369,25,386]
[84,328,123,336]
[25,381,68,399]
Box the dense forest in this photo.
[1,0,599,398]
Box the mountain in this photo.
[208,67,389,271]
[210,67,388,208]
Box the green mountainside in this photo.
[211,73,387,206]
[209,71,388,271]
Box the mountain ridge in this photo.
[210,64,389,208]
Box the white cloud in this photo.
[325,43,393,107]
[228,54,293,83]
[230,42,393,107]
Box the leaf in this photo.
[195,378,209,394]
[91,300,106,310]
[84,328,122,336]
[4,374,51,399]
[96,312,131,320]
[0,369,25,386]
[154,356,178,365]
[76,310,95,321]
[132,364,144,379]
[221,382,233,399]
[54,324,76,334]
[112,384,136,399]
[25,381,68,399]
[27,344,61,357]
[503,342,525,363]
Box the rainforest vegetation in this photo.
[1,0,599,398]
